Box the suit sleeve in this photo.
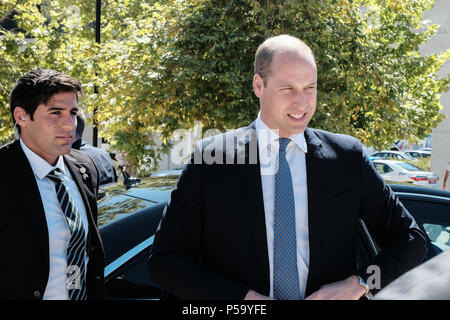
[356,143,427,291]
[147,144,249,299]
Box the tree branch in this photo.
[0,0,22,25]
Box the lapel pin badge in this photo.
[80,167,88,180]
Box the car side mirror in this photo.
[122,170,141,190]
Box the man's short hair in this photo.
[254,34,316,86]
[10,69,82,130]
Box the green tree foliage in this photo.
[1,0,449,173]
[0,0,97,142]
[152,0,450,149]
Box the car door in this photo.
[394,187,450,259]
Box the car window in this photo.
[385,153,400,160]
[402,153,414,160]
[398,196,450,258]
[374,163,384,175]
[423,223,450,252]
[396,162,423,172]
[374,163,393,174]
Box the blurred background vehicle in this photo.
[404,150,431,159]
[370,150,415,161]
[371,159,439,188]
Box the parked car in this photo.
[370,150,415,161]
[371,159,439,188]
[404,150,431,159]
[98,172,450,300]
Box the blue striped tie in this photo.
[273,138,301,300]
[47,169,87,300]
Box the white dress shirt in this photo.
[20,139,89,300]
[255,115,310,299]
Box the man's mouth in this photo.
[57,135,73,142]
[287,113,306,120]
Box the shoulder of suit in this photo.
[307,128,362,151]
[196,125,253,152]
[0,140,19,153]
[66,148,98,169]
[80,144,111,159]
[0,140,20,164]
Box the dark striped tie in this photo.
[273,138,301,300]
[47,169,87,300]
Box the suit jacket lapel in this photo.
[304,128,329,296]
[236,123,270,292]
[7,141,50,259]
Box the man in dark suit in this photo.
[0,69,105,300]
[147,35,427,300]
[72,109,118,186]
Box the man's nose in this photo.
[293,91,307,108]
[62,113,76,132]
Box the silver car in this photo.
[372,159,439,188]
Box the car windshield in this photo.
[396,162,423,172]
[402,153,414,160]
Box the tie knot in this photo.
[47,169,63,183]
[278,138,291,152]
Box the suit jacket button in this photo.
[34,290,41,298]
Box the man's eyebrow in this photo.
[278,81,317,87]
[47,106,79,112]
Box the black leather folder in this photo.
[356,219,381,270]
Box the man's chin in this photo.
[58,144,73,155]
[281,126,308,137]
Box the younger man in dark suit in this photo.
[147,35,427,300]
[0,69,105,300]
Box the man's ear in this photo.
[253,73,264,98]
[13,107,28,128]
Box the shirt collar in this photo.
[255,112,308,153]
[20,138,67,180]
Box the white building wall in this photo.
[421,0,450,189]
